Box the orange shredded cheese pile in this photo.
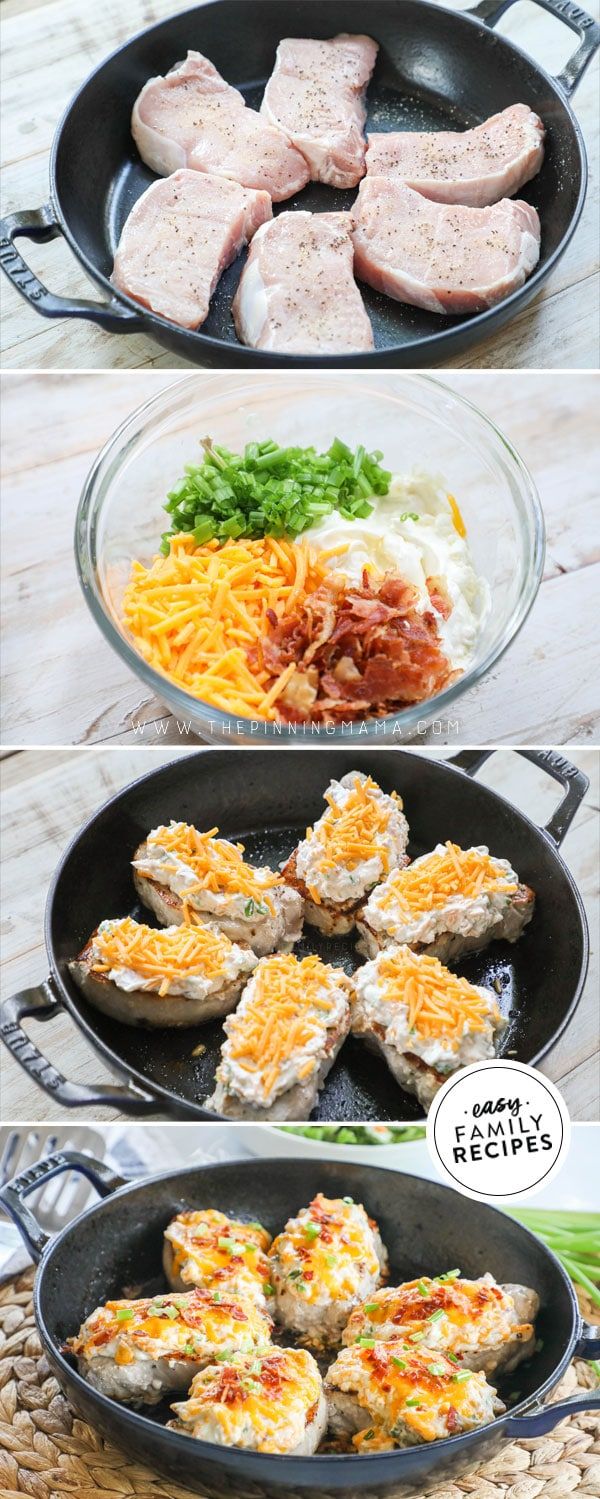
[379,842,517,915]
[91,917,233,996]
[222,954,348,1102]
[121,533,332,719]
[306,776,402,899]
[374,947,499,1041]
[173,1349,321,1450]
[144,821,277,911]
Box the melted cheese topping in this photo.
[270,1194,383,1306]
[296,772,408,906]
[344,1275,532,1354]
[165,1210,273,1302]
[328,1341,498,1444]
[121,533,333,719]
[89,917,256,999]
[169,1348,322,1453]
[377,843,517,917]
[134,819,278,918]
[69,1288,271,1364]
[353,945,502,1062]
[216,954,350,1107]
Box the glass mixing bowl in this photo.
[75,373,544,744]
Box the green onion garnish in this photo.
[391,1356,407,1370]
[357,1337,376,1347]
[428,1310,445,1323]
[417,1280,430,1296]
[115,1308,134,1321]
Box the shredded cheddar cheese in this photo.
[330,1342,494,1444]
[219,955,349,1104]
[143,821,277,913]
[121,533,332,720]
[371,947,499,1041]
[379,842,517,917]
[170,1348,322,1453]
[91,916,234,995]
[164,1210,273,1301]
[448,493,467,538]
[308,775,402,891]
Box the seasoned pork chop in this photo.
[111,170,271,329]
[367,104,545,207]
[232,211,373,354]
[351,178,540,315]
[132,51,309,201]
[261,34,378,188]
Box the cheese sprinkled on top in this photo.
[343,1274,534,1354]
[377,843,517,917]
[270,1194,383,1305]
[69,1288,271,1364]
[327,1341,500,1444]
[354,946,501,1049]
[89,917,256,998]
[165,1210,273,1302]
[216,954,350,1107]
[136,820,278,915]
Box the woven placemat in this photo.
[0,1269,599,1499]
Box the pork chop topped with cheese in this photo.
[207,953,352,1120]
[111,170,271,330]
[168,1347,327,1454]
[366,104,545,207]
[66,1287,272,1406]
[351,945,506,1111]
[283,772,409,935]
[133,820,303,956]
[163,1209,273,1304]
[351,177,541,316]
[357,841,535,962]
[261,33,378,188]
[232,211,374,355]
[132,51,310,200]
[342,1273,539,1376]
[325,1340,505,1448]
[69,917,257,1029]
[269,1194,388,1348]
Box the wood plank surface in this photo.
[1,745,597,1123]
[1,0,598,370]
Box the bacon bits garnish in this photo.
[252,572,454,723]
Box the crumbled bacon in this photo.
[252,572,454,723]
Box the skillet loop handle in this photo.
[467,0,600,95]
[0,1150,126,1264]
[0,983,158,1114]
[0,203,144,329]
[518,749,589,845]
[574,1318,600,1359]
[505,1388,600,1435]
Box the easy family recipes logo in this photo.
[427,1062,570,1201]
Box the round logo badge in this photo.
[426,1061,570,1202]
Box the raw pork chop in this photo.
[112,170,271,329]
[261,34,378,188]
[366,104,545,207]
[232,211,374,355]
[132,51,310,202]
[351,178,541,315]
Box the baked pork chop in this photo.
[325,1341,504,1448]
[168,1348,327,1454]
[133,821,303,957]
[232,211,374,354]
[132,51,310,200]
[269,1194,388,1349]
[66,1288,272,1406]
[351,178,541,315]
[342,1273,539,1377]
[163,1210,273,1304]
[366,104,545,207]
[111,170,271,329]
[261,34,378,188]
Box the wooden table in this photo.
[2,370,599,747]
[1,745,598,1123]
[1,0,598,370]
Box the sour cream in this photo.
[305,471,491,672]
[91,920,256,1000]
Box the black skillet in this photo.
[0,748,589,1120]
[1,0,598,368]
[2,1152,600,1498]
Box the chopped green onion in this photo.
[428,1363,446,1376]
[453,1371,473,1383]
[357,1337,376,1348]
[428,1310,445,1323]
[304,1222,321,1240]
[363,1303,380,1313]
[116,1308,134,1321]
[391,1356,407,1370]
[244,899,255,916]
[342,1196,354,1206]
[405,1396,421,1407]
[417,1280,430,1296]
[435,1270,461,1284]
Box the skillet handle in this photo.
[0,1149,126,1263]
[0,203,144,330]
[467,0,600,95]
[0,982,158,1115]
[447,747,589,846]
[505,1388,600,1435]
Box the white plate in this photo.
[233,1125,434,1177]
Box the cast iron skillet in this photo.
[1,0,598,368]
[2,1152,600,1498]
[0,747,589,1120]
